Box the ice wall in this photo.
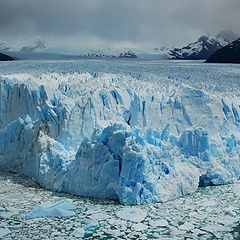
[1,72,240,205]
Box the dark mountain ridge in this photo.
[0,53,14,61]
[206,38,240,64]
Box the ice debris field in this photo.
[1,60,240,205]
[1,171,240,239]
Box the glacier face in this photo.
[1,70,240,205]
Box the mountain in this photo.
[168,30,239,60]
[0,52,14,61]
[119,50,137,58]
[206,38,240,64]
[169,36,223,60]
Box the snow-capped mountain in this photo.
[169,36,222,60]
[206,38,240,64]
[81,47,151,59]
[82,49,138,58]
[167,30,239,60]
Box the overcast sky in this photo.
[0,0,239,53]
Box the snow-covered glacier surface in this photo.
[1,60,240,205]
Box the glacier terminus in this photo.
[1,60,240,205]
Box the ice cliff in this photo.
[1,72,240,205]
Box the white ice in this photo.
[0,62,240,205]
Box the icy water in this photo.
[0,171,240,239]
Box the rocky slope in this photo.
[206,38,240,64]
[0,53,14,61]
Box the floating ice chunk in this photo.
[149,219,169,227]
[178,222,195,231]
[24,200,76,219]
[198,199,217,207]
[116,207,148,222]
[132,223,148,232]
[233,184,240,197]
[0,228,11,238]
[82,219,99,238]
[72,228,85,238]
[0,207,19,219]
[201,223,232,235]
[0,207,7,212]
[89,212,110,221]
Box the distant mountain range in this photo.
[88,30,239,60]
[0,30,239,61]
[206,38,240,64]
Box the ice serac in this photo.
[0,117,40,171]
[1,72,240,205]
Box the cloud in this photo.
[20,39,46,52]
[0,0,239,52]
[0,43,10,51]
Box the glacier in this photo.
[1,70,240,205]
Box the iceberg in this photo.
[1,72,240,205]
[24,200,76,219]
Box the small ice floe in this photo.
[72,219,99,238]
[178,222,195,231]
[116,207,148,223]
[0,206,19,219]
[72,227,85,238]
[233,184,240,197]
[0,227,11,238]
[82,219,99,238]
[132,223,148,232]
[149,219,169,227]
[89,212,110,221]
[0,207,7,215]
[24,200,76,219]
